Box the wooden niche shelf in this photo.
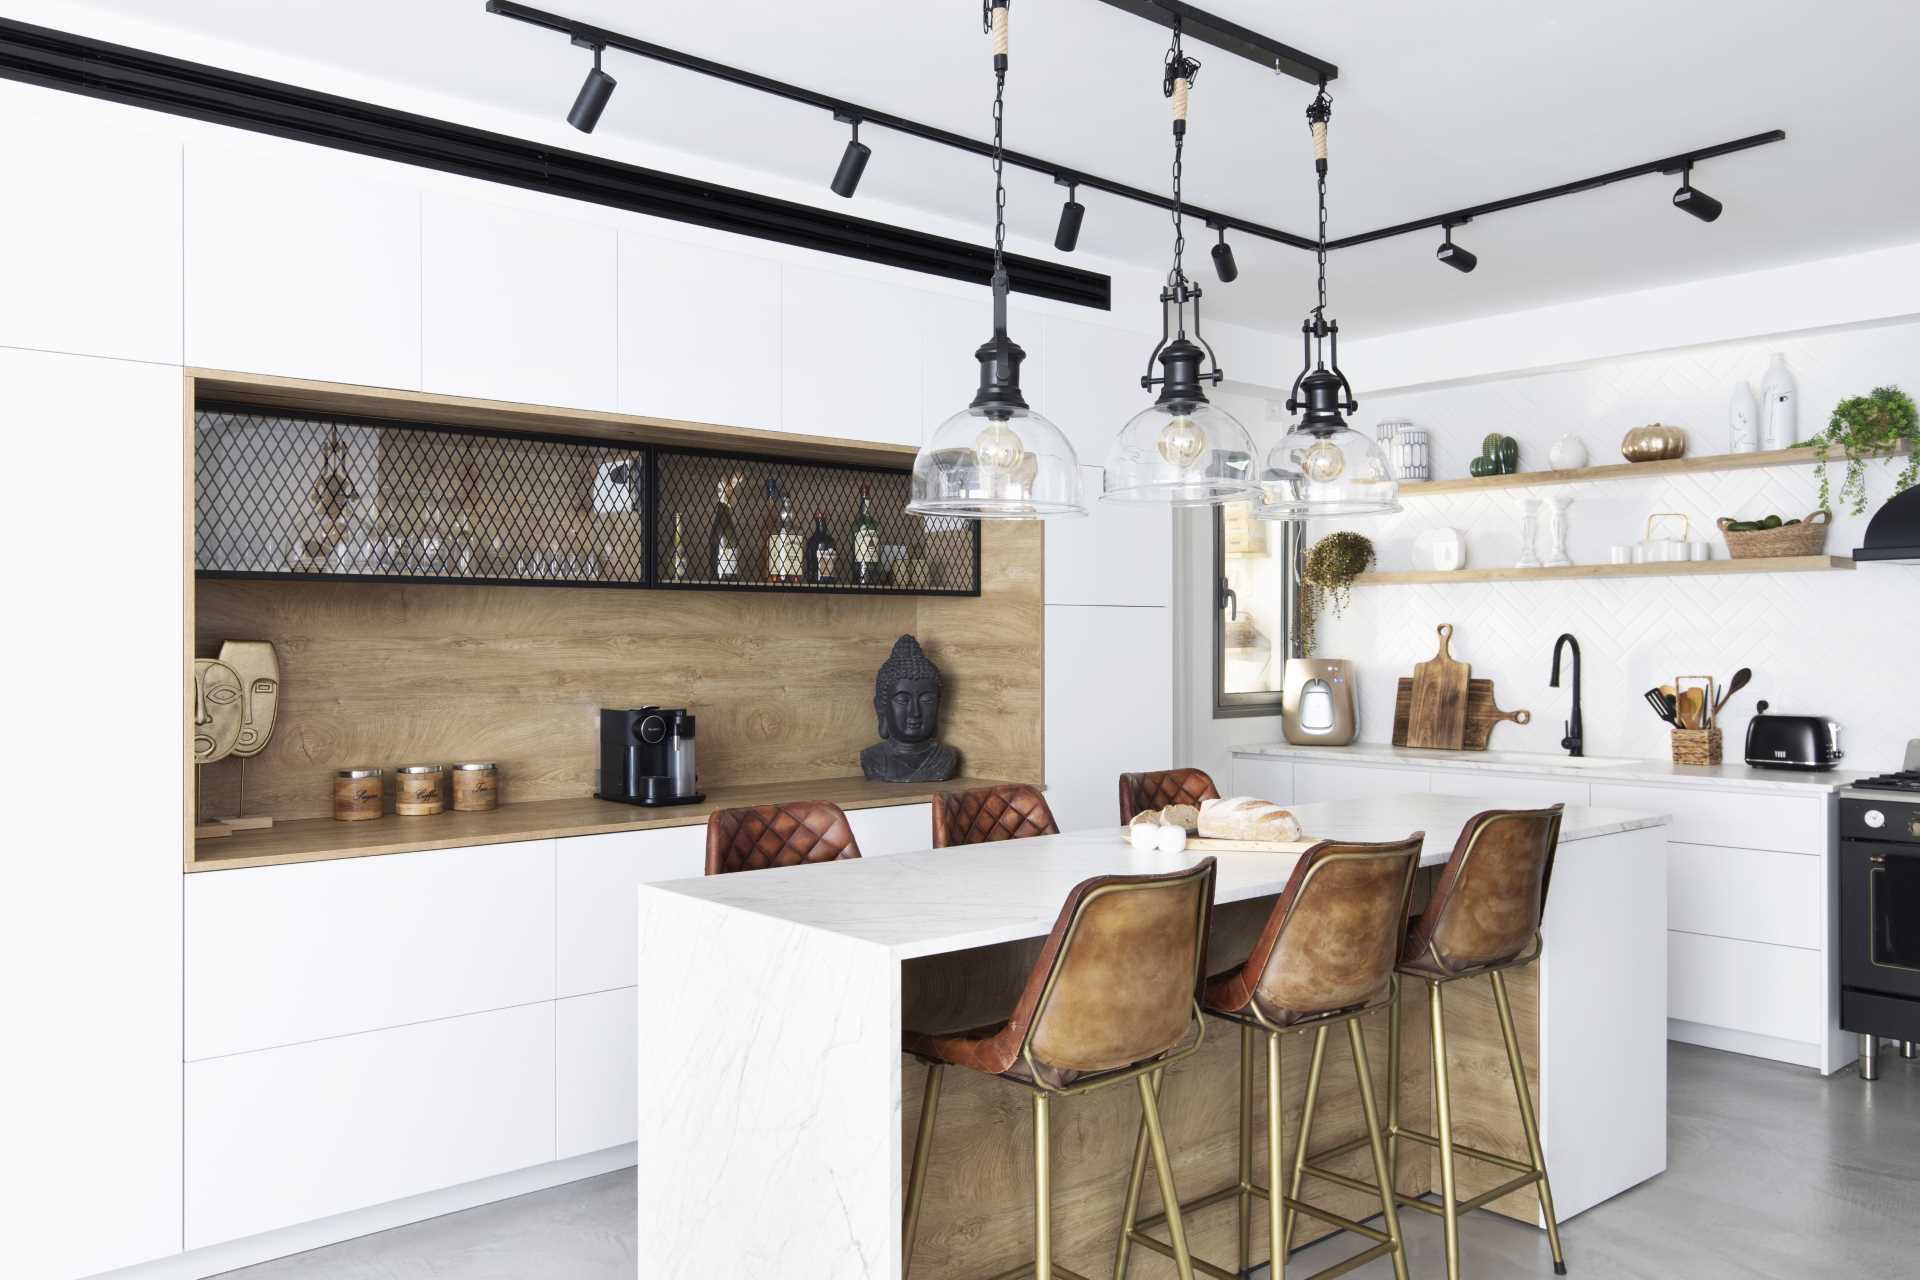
[1397,443,1907,497]
[1356,555,1855,586]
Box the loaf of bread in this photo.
[1129,803,1201,834]
[1198,796,1303,843]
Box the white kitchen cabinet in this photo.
[422,193,618,410]
[186,1002,556,1249]
[1667,929,1824,1047]
[186,143,422,389]
[3,352,183,1278]
[1043,465,1171,607]
[1425,769,1592,810]
[187,841,557,1060]
[556,987,638,1159]
[1040,314,1152,461]
[0,112,181,364]
[848,802,935,856]
[1231,758,1295,805]
[557,826,707,998]
[1668,843,1822,951]
[1045,604,1172,832]
[781,265,923,444]
[620,232,780,428]
[1590,781,1825,854]
[1291,761,1431,804]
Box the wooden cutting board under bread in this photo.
[1403,623,1472,749]
[1115,830,1318,854]
[1393,678,1532,750]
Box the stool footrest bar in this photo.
[1389,1128,1537,1174]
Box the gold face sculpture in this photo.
[219,641,281,758]
[194,659,245,764]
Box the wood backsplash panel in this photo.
[196,522,1040,820]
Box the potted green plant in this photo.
[1810,385,1920,515]
[1300,531,1375,655]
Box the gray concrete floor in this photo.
[220,1043,1920,1279]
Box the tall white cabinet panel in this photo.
[781,266,923,444]
[1041,315,1152,460]
[187,841,557,1060]
[557,826,707,998]
[619,233,780,427]
[556,987,638,1159]
[186,144,422,389]
[2,352,183,1278]
[0,114,180,364]
[1045,604,1172,832]
[1044,465,1171,606]
[186,1002,557,1249]
[422,194,617,410]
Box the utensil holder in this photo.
[1671,728,1723,766]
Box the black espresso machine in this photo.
[597,707,702,806]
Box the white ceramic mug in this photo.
[1611,545,1634,565]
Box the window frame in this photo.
[1211,504,1298,719]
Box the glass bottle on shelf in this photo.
[708,474,742,582]
[755,475,779,581]
[804,512,839,584]
[668,511,689,582]
[852,485,881,586]
[768,490,804,584]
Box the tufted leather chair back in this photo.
[704,801,862,876]
[1117,768,1221,825]
[1403,805,1563,977]
[931,784,1059,848]
[1211,836,1422,1026]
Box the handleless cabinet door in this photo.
[1232,758,1295,806]
[422,193,617,411]
[1045,604,1172,832]
[1291,761,1431,803]
[1426,770,1591,810]
[1590,783,1825,854]
[186,142,422,389]
[620,233,780,428]
[848,803,935,857]
[556,987,637,1159]
[1041,315,1152,461]
[557,826,707,998]
[1044,465,1170,606]
[781,266,923,445]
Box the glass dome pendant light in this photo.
[1102,24,1260,508]
[1258,81,1400,521]
[909,3,1084,520]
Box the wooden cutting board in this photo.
[1119,830,1318,854]
[1394,678,1532,750]
[1404,623,1471,749]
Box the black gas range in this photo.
[1840,740,1920,1080]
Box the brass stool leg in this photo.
[1429,979,1462,1280]
[902,1062,943,1278]
[1265,1030,1286,1280]
[1281,1025,1329,1256]
[1386,974,1402,1180]
[1492,970,1568,1276]
[1347,1018,1410,1280]
[1138,1070,1197,1280]
[1112,1070,1158,1280]
[1033,1091,1053,1280]
[1238,1024,1255,1274]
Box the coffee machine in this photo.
[598,707,702,806]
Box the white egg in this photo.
[1154,825,1188,854]
[1129,823,1161,852]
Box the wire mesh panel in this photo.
[654,448,979,596]
[195,406,650,587]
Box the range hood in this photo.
[1855,485,1920,564]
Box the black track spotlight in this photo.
[1209,223,1239,283]
[1672,166,1723,222]
[1053,178,1084,252]
[830,115,870,198]
[567,43,615,134]
[1436,222,1477,273]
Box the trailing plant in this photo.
[1811,385,1920,516]
[1300,531,1375,656]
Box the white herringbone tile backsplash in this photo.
[1300,319,1920,767]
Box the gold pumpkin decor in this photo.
[1620,423,1689,463]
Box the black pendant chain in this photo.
[1163,25,1202,292]
[1308,80,1333,329]
[992,67,1006,272]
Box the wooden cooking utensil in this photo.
[1712,667,1752,718]
[1395,678,1531,750]
[1404,623,1472,750]
[1674,675,1715,730]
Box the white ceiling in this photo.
[63,0,1920,334]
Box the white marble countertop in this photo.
[1233,740,1865,794]
[638,794,1667,960]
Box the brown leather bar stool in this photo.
[930,782,1059,848]
[901,858,1218,1280]
[1302,805,1569,1279]
[703,800,861,875]
[1116,836,1422,1280]
[1118,767,1221,825]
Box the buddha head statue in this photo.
[873,634,942,746]
[193,658,245,764]
[219,640,281,758]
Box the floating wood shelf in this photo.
[1355,556,1856,586]
[1396,443,1906,496]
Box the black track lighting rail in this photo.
[485,0,1320,251]
[1328,129,1787,250]
[1087,0,1338,86]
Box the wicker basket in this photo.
[1671,727,1724,766]
[1716,509,1830,559]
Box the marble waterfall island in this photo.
[634,794,1670,1278]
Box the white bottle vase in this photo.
[1543,495,1574,567]
[1759,353,1797,450]
[1548,434,1590,470]
[1515,498,1543,568]
[1729,381,1759,454]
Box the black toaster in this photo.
[1744,701,1844,770]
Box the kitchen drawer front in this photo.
[1232,758,1294,806]
[557,826,706,998]
[1292,761,1430,804]
[188,841,556,1060]
[185,1001,556,1249]
[1426,769,1591,810]
[1668,843,1822,950]
[848,802,934,857]
[1590,783,1826,854]
[557,987,636,1159]
[1667,930,1823,1046]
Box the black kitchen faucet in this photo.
[1550,633,1583,758]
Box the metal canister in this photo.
[451,762,499,812]
[333,767,385,822]
[394,764,447,817]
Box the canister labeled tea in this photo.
[451,762,498,812]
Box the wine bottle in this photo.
[669,511,688,581]
[755,475,779,581]
[852,485,881,586]
[804,511,839,584]
[768,492,804,584]
[708,475,741,582]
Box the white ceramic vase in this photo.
[1548,434,1590,470]
[1729,381,1759,454]
[1759,353,1797,450]
[1543,495,1573,567]
[1516,498,1543,568]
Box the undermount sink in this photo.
[1470,751,1641,770]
